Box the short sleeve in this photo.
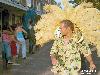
[74,29,91,57]
[78,40,91,57]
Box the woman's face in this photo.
[17,25,22,28]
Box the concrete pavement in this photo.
[2,41,100,75]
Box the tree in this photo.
[51,0,57,4]
[74,0,100,10]
[57,3,62,8]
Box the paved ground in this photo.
[3,41,54,75]
[1,41,100,75]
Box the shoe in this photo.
[22,57,26,59]
[8,61,13,64]
[16,55,18,58]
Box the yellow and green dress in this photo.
[50,32,91,75]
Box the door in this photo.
[2,9,9,28]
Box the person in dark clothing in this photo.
[28,20,36,54]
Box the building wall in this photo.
[0,0,28,55]
[31,0,54,15]
[0,0,28,33]
[9,11,23,25]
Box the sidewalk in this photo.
[3,41,54,75]
[2,41,100,75]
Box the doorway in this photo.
[2,9,9,28]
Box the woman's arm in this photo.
[13,33,21,44]
[14,29,17,37]
[22,28,27,34]
[9,26,13,33]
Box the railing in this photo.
[5,0,21,4]
[0,0,28,11]
[7,0,27,7]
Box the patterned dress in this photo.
[50,32,91,75]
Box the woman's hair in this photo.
[11,24,17,30]
[16,23,22,27]
[60,20,74,32]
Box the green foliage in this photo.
[74,0,100,10]
[51,0,57,4]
